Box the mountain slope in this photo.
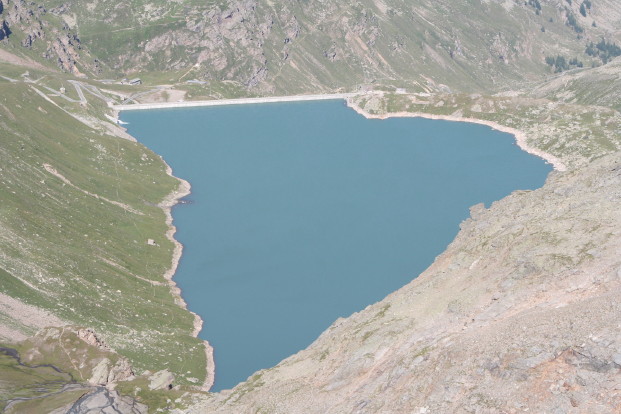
[0,70,208,386]
[3,0,621,94]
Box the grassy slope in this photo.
[0,352,73,412]
[0,73,206,384]
[529,58,621,111]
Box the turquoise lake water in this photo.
[121,100,552,391]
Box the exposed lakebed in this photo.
[121,100,551,391]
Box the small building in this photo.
[147,239,156,246]
[129,78,142,85]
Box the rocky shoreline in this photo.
[159,161,215,391]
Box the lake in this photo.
[121,100,551,390]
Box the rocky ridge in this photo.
[9,0,620,94]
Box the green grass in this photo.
[0,81,206,384]
[115,377,195,412]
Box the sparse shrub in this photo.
[579,3,587,17]
[566,12,584,33]
[528,0,542,11]
[545,55,583,72]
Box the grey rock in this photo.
[67,388,148,414]
[148,369,175,390]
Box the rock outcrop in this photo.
[87,357,135,386]
[77,327,111,351]
[53,387,148,414]
[0,0,86,74]
[20,327,135,388]
[147,369,175,390]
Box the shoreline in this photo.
[159,162,215,391]
[345,98,568,172]
[126,93,565,395]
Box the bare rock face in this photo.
[88,358,112,385]
[3,0,46,45]
[0,0,86,74]
[190,153,621,413]
[148,369,175,390]
[48,33,82,74]
[87,356,134,386]
[78,328,111,350]
[77,330,135,384]
[107,357,134,383]
[60,387,148,414]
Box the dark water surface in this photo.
[121,100,551,390]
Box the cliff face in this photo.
[192,151,621,412]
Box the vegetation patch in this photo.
[585,39,621,64]
[545,55,583,72]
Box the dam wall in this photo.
[113,93,358,111]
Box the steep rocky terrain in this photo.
[0,0,102,75]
